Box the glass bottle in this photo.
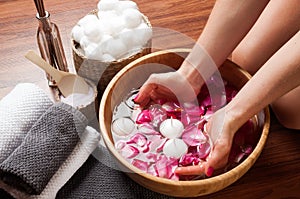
[36,11,68,86]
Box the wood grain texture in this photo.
[0,0,299,198]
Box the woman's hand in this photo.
[134,66,204,107]
[175,108,238,177]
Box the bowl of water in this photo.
[99,48,270,197]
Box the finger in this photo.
[175,163,206,176]
[204,142,231,176]
[134,83,156,107]
[149,86,178,102]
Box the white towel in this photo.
[0,83,53,163]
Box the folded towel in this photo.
[31,126,101,199]
[0,126,100,199]
[0,102,88,195]
[56,151,173,199]
[0,83,53,163]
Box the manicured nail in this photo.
[206,167,214,177]
[133,94,139,103]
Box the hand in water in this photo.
[175,108,236,177]
[134,70,201,107]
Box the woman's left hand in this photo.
[175,108,237,177]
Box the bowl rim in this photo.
[99,48,270,191]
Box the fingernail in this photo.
[206,167,214,177]
[133,94,139,103]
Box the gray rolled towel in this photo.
[0,102,88,195]
[0,83,53,163]
[56,155,173,199]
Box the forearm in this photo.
[225,31,300,131]
[198,0,269,66]
[179,0,270,91]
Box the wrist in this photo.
[223,103,249,135]
[177,61,204,95]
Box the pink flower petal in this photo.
[188,142,211,159]
[115,140,126,150]
[178,153,201,166]
[149,104,167,127]
[141,140,152,153]
[183,102,205,116]
[121,145,139,159]
[146,152,158,161]
[162,102,182,118]
[182,125,207,146]
[154,154,178,179]
[156,138,168,153]
[137,123,160,135]
[127,133,148,147]
[132,159,149,172]
[136,110,152,124]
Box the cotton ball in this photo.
[98,11,125,36]
[103,38,127,59]
[97,10,118,20]
[132,22,152,46]
[118,28,141,56]
[97,0,119,12]
[122,8,142,29]
[109,17,125,36]
[102,53,116,62]
[71,25,84,43]
[118,28,134,47]
[99,34,114,51]
[101,34,114,43]
[99,20,113,35]
[100,17,122,35]
[78,14,99,27]
[117,0,138,13]
[83,21,103,43]
[80,36,91,50]
[85,43,103,60]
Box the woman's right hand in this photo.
[134,62,205,107]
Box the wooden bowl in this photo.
[99,48,270,197]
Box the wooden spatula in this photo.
[25,50,89,97]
